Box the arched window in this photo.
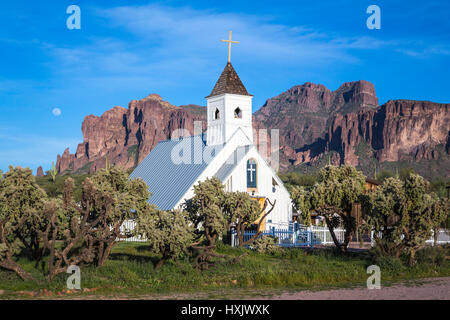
[234,107,242,119]
[214,108,220,120]
[247,159,257,189]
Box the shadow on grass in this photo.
[108,252,159,266]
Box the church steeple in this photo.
[207,62,252,98]
[206,34,253,146]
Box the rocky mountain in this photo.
[254,82,449,179]
[53,82,450,180]
[253,80,379,170]
[56,94,206,174]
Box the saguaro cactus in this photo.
[50,162,58,182]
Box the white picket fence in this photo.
[117,219,450,247]
[310,225,345,245]
[307,225,450,247]
[117,220,147,242]
[425,229,450,246]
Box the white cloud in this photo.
[34,3,449,97]
[44,3,391,85]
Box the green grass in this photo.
[1,243,449,299]
[36,174,91,201]
[127,145,139,166]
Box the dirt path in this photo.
[6,277,449,300]
[257,277,450,300]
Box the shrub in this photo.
[363,173,443,265]
[415,246,448,266]
[292,165,366,253]
[251,236,280,254]
[135,208,194,269]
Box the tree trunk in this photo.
[409,249,417,266]
[155,255,168,269]
[98,241,116,267]
[0,259,33,281]
[239,199,276,247]
[433,227,439,246]
[324,215,345,252]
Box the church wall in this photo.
[231,147,292,230]
[206,94,253,146]
[173,128,251,208]
[222,94,253,144]
[173,134,292,230]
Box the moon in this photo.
[52,108,62,117]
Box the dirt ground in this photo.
[256,277,450,300]
[5,277,449,300]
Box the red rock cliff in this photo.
[56,94,206,174]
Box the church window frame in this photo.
[247,158,257,190]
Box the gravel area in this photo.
[264,277,450,300]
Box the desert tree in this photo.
[87,166,150,266]
[41,166,150,280]
[291,186,312,226]
[41,178,99,280]
[0,166,47,263]
[223,191,276,247]
[430,196,449,246]
[292,165,366,253]
[363,173,440,265]
[0,168,33,280]
[184,177,226,245]
[183,178,247,269]
[135,208,194,269]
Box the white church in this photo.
[130,33,293,231]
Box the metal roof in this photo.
[130,134,220,210]
[214,145,251,181]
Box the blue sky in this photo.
[0,0,449,173]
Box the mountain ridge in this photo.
[53,81,450,181]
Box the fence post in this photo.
[272,228,276,244]
[431,230,434,247]
[307,226,312,247]
[231,230,235,247]
[370,230,375,248]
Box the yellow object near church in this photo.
[252,197,266,231]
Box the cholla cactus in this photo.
[252,235,279,254]
[135,208,194,269]
[365,173,439,265]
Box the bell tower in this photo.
[206,32,253,146]
[206,62,253,146]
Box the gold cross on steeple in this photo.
[221,31,239,63]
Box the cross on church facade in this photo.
[221,31,239,62]
[248,163,256,182]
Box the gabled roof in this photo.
[130,134,220,210]
[206,62,252,98]
[214,145,251,181]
